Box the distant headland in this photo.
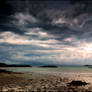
[39,65,58,68]
[0,63,32,67]
[84,65,92,68]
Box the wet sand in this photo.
[0,71,92,92]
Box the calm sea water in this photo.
[4,66,92,73]
[3,66,92,83]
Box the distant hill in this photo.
[84,65,92,68]
[0,63,7,67]
[84,65,92,66]
[8,65,32,67]
[0,63,32,67]
[40,65,58,68]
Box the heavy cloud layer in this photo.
[0,0,92,65]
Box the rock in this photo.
[67,80,89,86]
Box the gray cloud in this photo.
[0,0,92,65]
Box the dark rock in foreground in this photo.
[0,69,9,73]
[0,69,23,74]
[67,80,89,86]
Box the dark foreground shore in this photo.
[0,70,92,92]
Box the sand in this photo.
[0,72,92,92]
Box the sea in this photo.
[3,66,92,83]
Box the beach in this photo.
[0,69,92,92]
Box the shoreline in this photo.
[0,70,92,92]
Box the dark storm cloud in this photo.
[1,0,92,65]
[0,0,92,41]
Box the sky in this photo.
[0,0,92,65]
